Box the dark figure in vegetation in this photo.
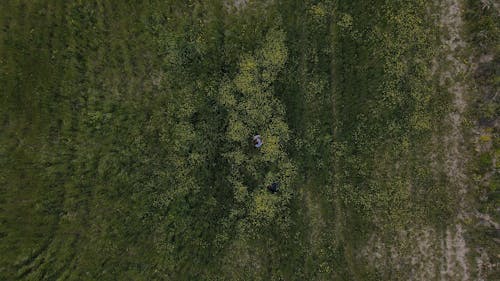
[252,134,263,148]
[267,182,279,193]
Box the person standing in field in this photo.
[253,135,263,148]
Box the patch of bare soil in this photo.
[225,0,248,11]
[438,0,472,279]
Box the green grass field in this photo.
[1,0,498,280]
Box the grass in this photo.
[461,1,500,279]
[0,0,496,280]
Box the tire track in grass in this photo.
[329,24,355,281]
[437,0,472,280]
